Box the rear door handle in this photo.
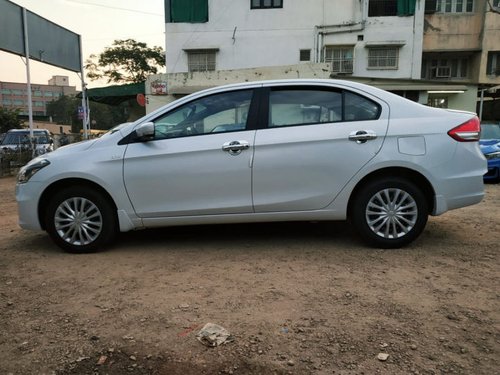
[222,140,250,155]
[348,130,377,144]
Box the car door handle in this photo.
[348,130,377,144]
[222,140,250,155]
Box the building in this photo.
[146,0,499,116]
[0,75,77,117]
[422,0,500,113]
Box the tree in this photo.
[0,107,23,133]
[85,39,165,84]
[46,95,129,133]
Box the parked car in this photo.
[16,79,487,253]
[479,122,500,182]
[1,128,53,156]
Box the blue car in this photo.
[480,122,500,182]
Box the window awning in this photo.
[77,82,145,105]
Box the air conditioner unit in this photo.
[436,66,451,78]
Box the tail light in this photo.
[447,117,480,142]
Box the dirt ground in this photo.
[0,176,498,375]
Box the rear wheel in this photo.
[45,187,116,253]
[351,178,428,248]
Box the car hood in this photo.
[49,138,98,156]
[479,140,500,154]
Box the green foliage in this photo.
[0,107,23,133]
[46,95,81,133]
[85,39,165,84]
[46,95,129,133]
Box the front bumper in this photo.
[484,159,500,181]
[16,181,44,231]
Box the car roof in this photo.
[6,129,50,133]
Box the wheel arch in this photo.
[38,178,118,231]
[347,167,435,219]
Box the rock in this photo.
[130,355,137,361]
[179,303,190,309]
[90,335,99,341]
[410,344,417,350]
[97,355,107,365]
[377,353,389,361]
[287,360,295,366]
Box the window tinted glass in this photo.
[153,90,253,139]
[344,92,380,121]
[268,88,380,127]
[269,89,342,127]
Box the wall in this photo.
[478,9,500,84]
[165,0,424,80]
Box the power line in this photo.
[64,0,164,17]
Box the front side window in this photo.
[367,47,399,69]
[268,88,380,128]
[436,0,474,12]
[187,50,216,72]
[325,46,354,74]
[152,90,253,140]
[251,0,283,9]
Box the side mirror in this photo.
[135,122,155,141]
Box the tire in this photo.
[350,177,428,249]
[44,187,116,253]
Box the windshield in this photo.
[481,123,500,140]
[1,131,50,145]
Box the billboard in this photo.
[0,0,81,72]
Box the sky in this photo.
[0,0,166,89]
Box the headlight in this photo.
[485,151,500,160]
[17,159,51,184]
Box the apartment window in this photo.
[43,91,54,97]
[368,48,399,69]
[34,101,44,107]
[251,0,283,9]
[487,51,500,76]
[325,46,354,74]
[2,99,12,106]
[187,50,217,72]
[168,0,208,23]
[421,58,468,79]
[299,49,311,62]
[12,89,24,96]
[368,0,417,16]
[13,100,24,106]
[436,0,474,12]
[428,97,448,108]
[1,89,11,95]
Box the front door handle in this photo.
[222,140,250,155]
[348,130,377,144]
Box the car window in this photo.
[152,90,253,140]
[480,124,500,139]
[269,89,342,127]
[2,131,50,145]
[344,91,380,121]
[268,88,380,128]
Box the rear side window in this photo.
[268,88,380,128]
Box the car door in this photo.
[252,84,389,212]
[123,88,257,218]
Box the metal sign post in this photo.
[22,7,35,155]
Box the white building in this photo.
[166,0,424,78]
[146,0,477,112]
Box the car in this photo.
[479,122,500,182]
[16,79,487,253]
[1,128,54,156]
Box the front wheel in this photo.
[45,187,116,253]
[350,178,428,248]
